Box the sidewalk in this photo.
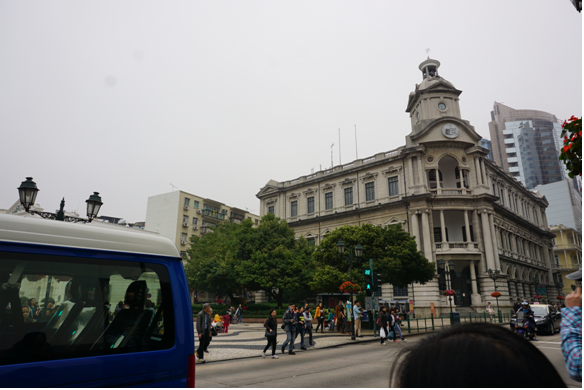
[196,323,423,363]
[197,316,510,363]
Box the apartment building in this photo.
[145,190,259,259]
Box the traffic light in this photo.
[364,269,373,296]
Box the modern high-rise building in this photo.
[488,102,567,189]
[480,138,493,160]
[535,179,582,234]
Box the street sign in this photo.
[373,300,380,311]
[365,296,372,310]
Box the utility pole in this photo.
[370,258,378,337]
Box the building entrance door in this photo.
[451,266,473,307]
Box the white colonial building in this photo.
[256,58,559,317]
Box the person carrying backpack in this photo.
[281,304,297,355]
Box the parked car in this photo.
[509,304,561,335]
[0,214,195,387]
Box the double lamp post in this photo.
[337,239,363,341]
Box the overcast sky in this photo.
[1,1,581,222]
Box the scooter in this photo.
[514,311,535,340]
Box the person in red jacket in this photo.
[222,312,231,334]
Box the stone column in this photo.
[417,156,425,186]
[440,210,447,244]
[488,213,501,270]
[421,210,434,262]
[470,260,482,305]
[542,244,554,285]
[410,211,421,251]
[464,210,472,243]
[407,157,415,193]
[435,169,440,189]
[474,157,481,185]
[479,158,487,185]
[481,210,496,270]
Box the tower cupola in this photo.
[419,57,441,80]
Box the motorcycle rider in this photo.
[516,301,538,341]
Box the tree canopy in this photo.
[184,214,315,307]
[311,224,435,292]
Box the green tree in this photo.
[184,221,245,303]
[236,213,316,307]
[311,224,435,293]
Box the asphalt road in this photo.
[194,332,581,388]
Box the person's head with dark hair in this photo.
[269,308,277,318]
[389,323,566,388]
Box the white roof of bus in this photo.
[0,214,180,258]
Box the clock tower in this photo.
[406,58,464,136]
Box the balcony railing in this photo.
[429,188,472,196]
[556,243,581,251]
[200,226,214,235]
[435,242,480,252]
[202,209,226,220]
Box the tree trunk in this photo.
[276,289,284,308]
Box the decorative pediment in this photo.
[339,178,356,187]
[256,184,280,198]
[384,217,405,226]
[266,197,278,205]
[287,192,300,200]
[360,172,378,183]
[303,188,318,197]
[382,165,402,176]
[322,183,336,192]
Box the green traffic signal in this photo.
[364,269,371,275]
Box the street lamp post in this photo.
[337,239,363,341]
[17,177,103,223]
[438,260,455,317]
[488,268,501,322]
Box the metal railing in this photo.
[403,310,515,334]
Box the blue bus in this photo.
[0,214,195,387]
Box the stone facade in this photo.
[257,58,558,316]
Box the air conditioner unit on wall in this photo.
[192,226,198,230]
[184,205,189,210]
[182,222,188,227]
[180,240,187,245]
[197,210,202,214]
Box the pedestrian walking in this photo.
[353,301,363,337]
[486,302,495,320]
[315,303,325,333]
[262,308,279,359]
[379,306,389,345]
[281,304,297,355]
[196,303,212,363]
[392,309,406,342]
[561,267,581,382]
[327,309,335,331]
[334,301,345,333]
[235,304,243,324]
[387,308,398,343]
[304,307,315,346]
[295,306,307,350]
[222,312,231,334]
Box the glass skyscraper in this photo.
[488,102,567,189]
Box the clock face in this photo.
[442,123,460,139]
[438,102,447,110]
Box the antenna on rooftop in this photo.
[338,129,341,165]
[426,48,430,58]
[330,143,334,168]
[355,125,359,160]
[170,183,178,191]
